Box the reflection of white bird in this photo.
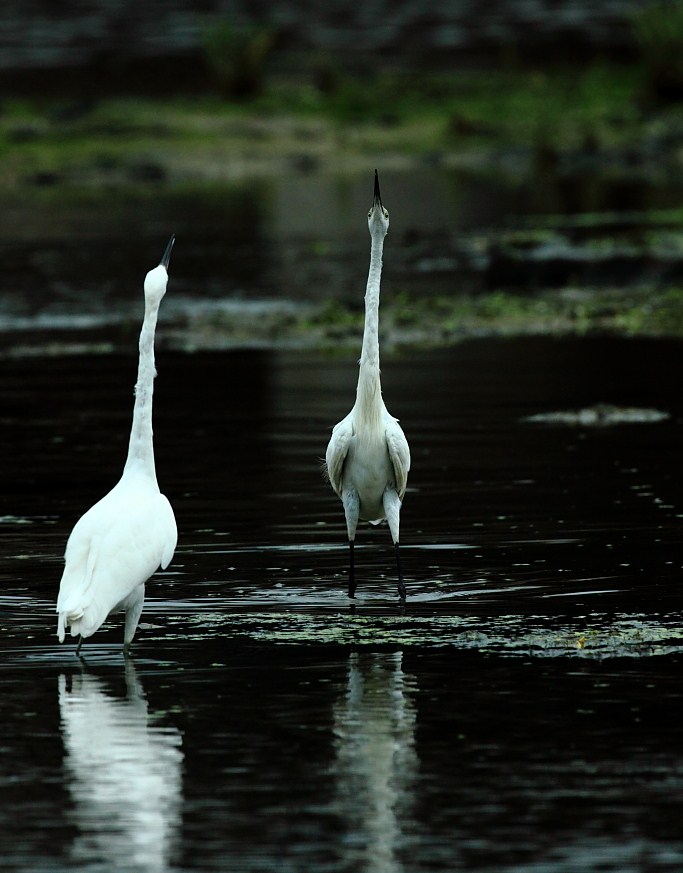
[56,237,178,652]
[332,651,418,873]
[325,171,411,600]
[59,662,183,872]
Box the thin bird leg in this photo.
[395,542,406,601]
[343,490,360,599]
[76,635,84,656]
[348,540,356,599]
[382,489,406,601]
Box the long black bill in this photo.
[160,234,175,270]
[373,169,382,209]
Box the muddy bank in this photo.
[2,282,682,359]
[4,208,683,357]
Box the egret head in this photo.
[368,170,389,238]
[143,235,174,305]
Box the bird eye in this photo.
[383,209,389,219]
[368,209,372,219]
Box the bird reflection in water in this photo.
[331,651,419,873]
[58,659,183,872]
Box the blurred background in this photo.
[3,9,683,872]
[3,0,683,352]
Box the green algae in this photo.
[162,610,683,658]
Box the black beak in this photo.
[160,234,175,271]
[373,169,383,209]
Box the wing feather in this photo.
[56,481,177,640]
[325,415,354,498]
[157,493,178,569]
[385,418,411,500]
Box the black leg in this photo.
[76,636,84,657]
[348,539,356,598]
[395,542,406,601]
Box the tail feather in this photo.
[56,600,88,643]
[57,612,66,643]
[57,610,83,642]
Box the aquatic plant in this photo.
[201,19,277,99]
[632,0,683,99]
[164,609,683,659]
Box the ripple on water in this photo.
[5,583,683,664]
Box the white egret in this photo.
[324,171,411,600]
[56,236,178,653]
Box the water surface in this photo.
[1,336,682,870]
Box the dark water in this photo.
[5,164,683,357]
[1,336,682,871]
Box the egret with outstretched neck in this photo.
[56,236,178,653]
[325,171,411,600]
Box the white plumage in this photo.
[325,171,411,600]
[56,236,178,652]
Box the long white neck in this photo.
[355,232,385,422]
[123,299,160,479]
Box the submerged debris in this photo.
[523,403,670,427]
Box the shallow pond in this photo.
[1,335,682,871]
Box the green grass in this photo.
[0,62,669,187]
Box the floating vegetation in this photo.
[163,610,683,659]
